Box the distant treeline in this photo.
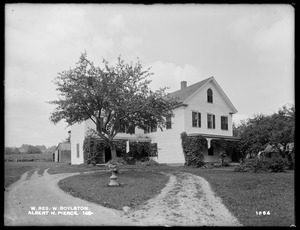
[5,144,57,155]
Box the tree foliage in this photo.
[26,145,42,154]
[48,52,179,159]
[5,147,21,155]
[231,104,294,168]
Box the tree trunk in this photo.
[110,143,117,160]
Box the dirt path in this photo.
[122,171,241,226]
[4,169,241,226]
[4,169,135,226]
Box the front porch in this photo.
[84,136,153,164]
[187,133,241,163]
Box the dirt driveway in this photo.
[4,168,241,226]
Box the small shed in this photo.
[54,142,71,163]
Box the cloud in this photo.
[121,35,142,50]
[252,13,294,64]
[232,113,250,125]
[147,61,203,92]
[108,14,127,35]
[5,87,68,147]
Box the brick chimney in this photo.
[181,81,187,89]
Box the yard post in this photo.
[108,164,120,186]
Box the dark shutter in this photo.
[207,114,210,128]
[198,113,201,127]
[192,112,197,127]
[213,115,215,129]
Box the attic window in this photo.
[207,88,213,103]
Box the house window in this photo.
[149,143,158,157]
[144,123,157,134]
[76,143,80,158]
[207,88,213,103]
[192,112,201,127]
[221,116,228,130]
[166,114,172,129]
[119,123,126,133]
[207,114,215,129]
[119,123,135,134]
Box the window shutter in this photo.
[213,115,215,129]
[225,117,228,130]
[207,114,210,128]
[192,112,197,127]
[221,117,223,129]
[198,113,201,127]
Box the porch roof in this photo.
[188,133,241,141]
[114,136,151,142]
[88,136,151,142]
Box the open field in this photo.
[4,162,294,226]
[5,153,53,162]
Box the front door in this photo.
[208,147,214,156]
[105,147,111,162]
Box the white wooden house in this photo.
[70,76,239,165]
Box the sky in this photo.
[5,4,294,148]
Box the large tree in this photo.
[48,52,178,160]
[268,104,295,169]
[233,104,294,166]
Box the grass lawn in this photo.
[58,170,169,211]
[4,161,55,189]
[4,161,106,189]
[175,166,295,226]
[4,161,294,226]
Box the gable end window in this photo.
[207,114,215,129]
[221,116,228,130]
[192,112,201,128]
[207,88,213,103]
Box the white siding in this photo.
[144,107,185,164]
[183,81,233,136]
[70,122,85,165]
[70,81,237,165]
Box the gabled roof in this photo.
[168,77,212,103]
[167,76,238,114]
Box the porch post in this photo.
[206,138,212,149]
[126,140,130,153]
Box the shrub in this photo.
[143,159,159,166]
[233,156,289,173]
[233,164,251,172]
[122,151,136,165]
[222,160,231,167]
[107,157,126,166]
[268,157,289,172]
[181,132,205,167]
